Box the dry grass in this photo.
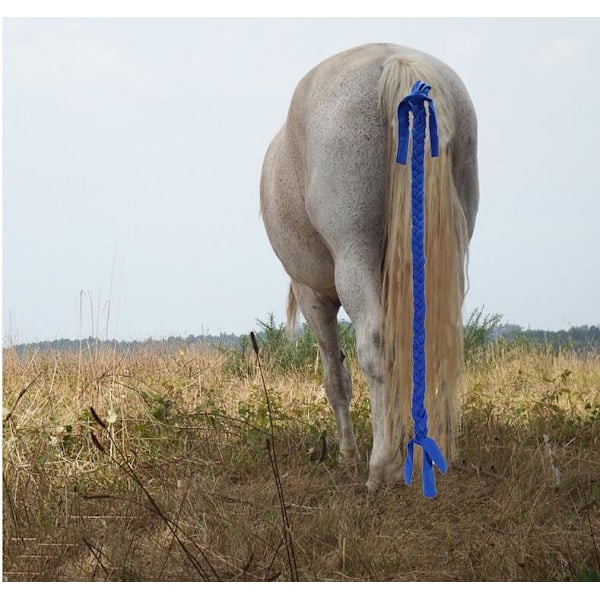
[2,340,600,581]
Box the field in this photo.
[2,328,600,582]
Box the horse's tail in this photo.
[286,283,298,336]
[378,56,469,461]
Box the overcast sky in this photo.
[3,17,599,343]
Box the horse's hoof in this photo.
[339,447,361,463]
[366,475,382,496]
[367,459,404,494]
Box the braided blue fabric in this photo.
[396,81,447,498]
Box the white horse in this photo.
[260,43,478,492]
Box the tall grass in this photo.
[463,306,503,362]
[220,313,356,376]
[3,315,600,581]
[225,308,504,374]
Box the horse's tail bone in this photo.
[378,55,469,462]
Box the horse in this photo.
[260,43,478,492]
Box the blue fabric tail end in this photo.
[404,437,448,498]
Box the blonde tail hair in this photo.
[378,56,469,462]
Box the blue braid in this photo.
[396,81,447,498]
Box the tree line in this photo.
[6,321,600,358]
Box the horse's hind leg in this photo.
[291,281,359,462]
[332,256,404,492]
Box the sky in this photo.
[2,15,600,344]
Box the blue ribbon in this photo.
[396,81,440,165]
[404,437,448,498]
[396,80,446,498]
